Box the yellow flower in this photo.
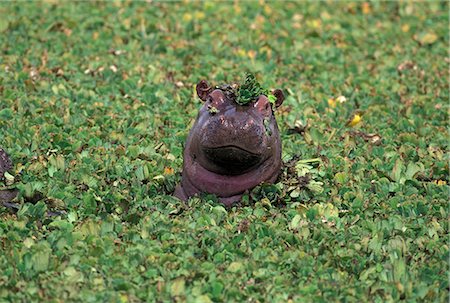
[308,19,321,29]
[347,114,362,127]
[247,50,257,60]
[361,2,371,14]
[234,4,241,14]
[164,167,174,175]
[236,48,247,57]
[194,11,205,20]
[328,96,346,108]
[328,98,337,108]
[401,24,410,32]
[183,13,192,22]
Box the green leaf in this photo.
[334,172,348,184]
[32,243,51,273]
[405,162,423,180]
[170,278,186,297]
[236,73,270,105]
[415,31,439,45]
[307,180,324,193]
[194,295,213,303]
[268,94,277,105]
[227,262,244,273]
[0,108,13,119]
[0,19,9,32]
[391,159,404,183]
[4,171,15,183]
[210,281,224,297]
[291,214,302,229]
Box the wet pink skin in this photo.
[175,80,284,206]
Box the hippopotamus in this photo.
[0,148,18,204]
[174,79,285,206]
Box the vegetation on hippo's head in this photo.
[236,73,276,106]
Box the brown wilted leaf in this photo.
[397,61,417,74]
[288,119,309,135]
[237,219,250,233]
[109,49,126,56]
[348,130,382,145]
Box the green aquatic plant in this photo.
[236,73,276,106]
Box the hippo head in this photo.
[175,78,285,206]
[191,80,284,175]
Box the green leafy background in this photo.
[0,2,448,302]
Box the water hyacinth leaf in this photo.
[0,108,13,120]
[236,73,274,105]
[291,214,302,229]
[4,171,15,183]
[211,281,224,297]
[414,31,439,45]
[391,159,405,183]
[0,19,9,32]
[32,243,52,273]
[170,278,186,297]
[227,262,244,273]
[334,172,348,184]
[307,180,324,193]
[0,3,447,302]
[405,162,424,180]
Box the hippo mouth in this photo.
[202,145,263,175]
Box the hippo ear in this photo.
[273,89,285,108]
[196,80,212,102]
